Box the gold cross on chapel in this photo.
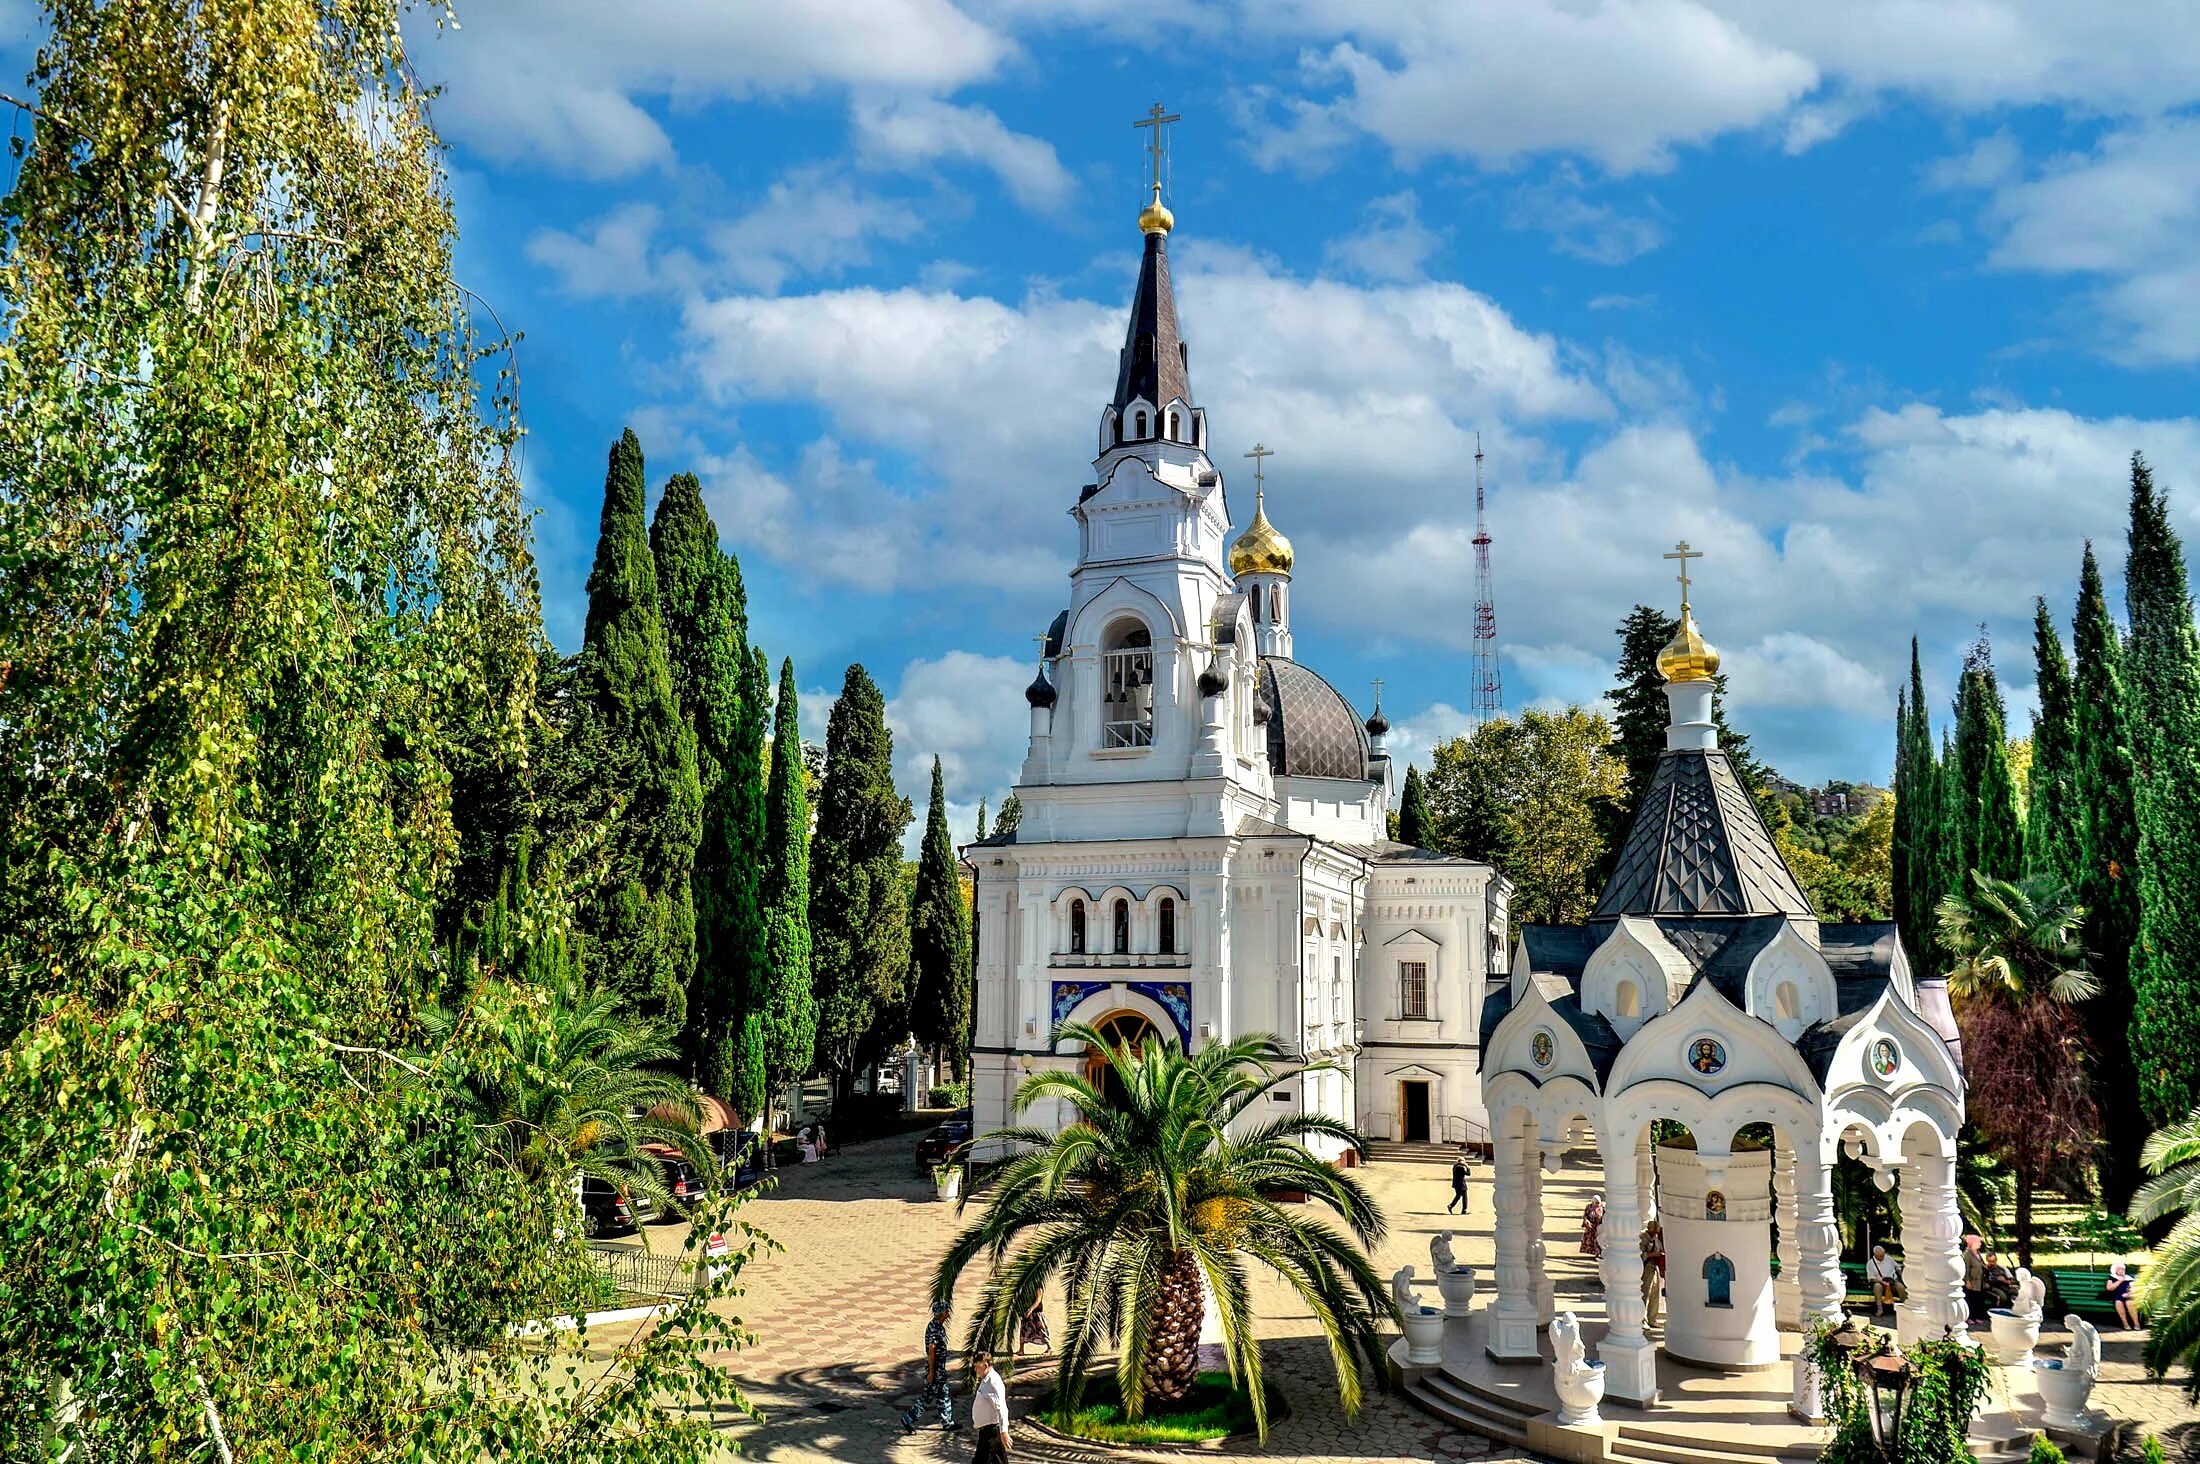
[1244,442,1274,491]
[1663,540,1703,611]
[1134,102,1180,195]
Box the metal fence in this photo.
[587,1240,696,1299]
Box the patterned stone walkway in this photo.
[587,1135,2200,1461]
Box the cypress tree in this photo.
[2025,599,2081,889]
[1951,633,2025,885]
[975,799,990,842]
[1892,640,1942,957]
[1398,764,1435,848]
[577,430,702,1020]
[2122,454,2200,1124]
[2073,541,2145,1207]
[1937,725,1964,919]
[809,664,913,1100]
[759,657,816,1127]
[908,757,974,1080]
[993,793,1023,838]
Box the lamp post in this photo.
[1857,1351,1916,1461]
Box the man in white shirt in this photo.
[970,1350,1011,1460]
[1865,1245,1901,1318]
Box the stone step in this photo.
[1614,1425,1817,1460]
[1405,1374,1536,1447]
[1609,1437,1819,1464]
[1359,1140,1464,1165]
[1425,1369,1544,1421]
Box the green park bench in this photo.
[2045,1266,2139,1324]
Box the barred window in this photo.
[1400,961,1429,1020]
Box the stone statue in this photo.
[2068,1313,2100,1378]
[2035,1313,2101,1429]
[1391,1264,1425,1317]
[1549,1310,1607,1426]
[2012,1268,2046,1322]
[1431,1230,1458,1274]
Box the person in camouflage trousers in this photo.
[903,1299,956,1432]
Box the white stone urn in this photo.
[1437,1265,1478,1319]
[1550,1311,1608,1427]
[934,1166,962,1203]
[1393,1265,1446,1365]
[2034,1314,2100,1429]
[1988,1268,2047,1365]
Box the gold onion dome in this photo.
[1229,490,1294,577]
[1657,605,1720,683]
[1138,183,1174,236]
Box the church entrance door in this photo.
[1083,1011,1158,1111]
[1401,1081,1431,1142]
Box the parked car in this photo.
[578,1170,657,1237]
[642,1142,705,1218]
[915,1114,973,1172]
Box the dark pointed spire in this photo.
[1112,229,1193,420]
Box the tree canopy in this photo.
[1422,707,1626,925]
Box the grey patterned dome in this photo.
[1258,658,1370,781]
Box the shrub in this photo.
[2030,1437,2068,1464]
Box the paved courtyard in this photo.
[588,1132,2200,1461]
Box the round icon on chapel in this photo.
[1531,1029,1555,1069]
[1869,1037,1901,1081]
[1688,1036,1728,1076]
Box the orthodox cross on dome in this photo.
[1663,539,1702,612]
[1244,441,1273,494]
[1033,630,1051,667]
[1370,677,1384,710]
[1134,102,1179,196]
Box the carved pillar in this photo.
[1896,1148,1967,1346]
[1797,1142,1845,1326]
[1773,1128,1803,1331]
[1488,1122,1540,1360]
[1597,1154,1659,1404]
[1527,1141,1554,1328]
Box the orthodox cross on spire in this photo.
[1134,102,1179,196]
[1244,442,1273,494]
[1663,540,1702,612]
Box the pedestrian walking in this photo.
[902,1299,956,1433]
[1962,1233,1986,1325]
[1019,1297,1051,1355]
[1581,1195,1606,1258]
[1640,1220,1665,1328]
[971,1350,1012,1461]
[1448,1150,1471,1214]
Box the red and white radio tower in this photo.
[1470,433,1503,724]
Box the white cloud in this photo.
[709,168,926,293]
[1719,633,1887,711]
[885,651,1035,812]
[1385,700,1474,768]
[526,203,675,299]
[1925,131,2022,193]
[1323,190,1446,282]
[423,0,1010,177]
[1506,172,1665,265]
[851,96,1074,212]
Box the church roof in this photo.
[1112,231,1193,414]
[1592,749,1813,920]
[1652,915,1791,1004]
[1259,657,1370,781]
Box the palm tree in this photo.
[2132,1107,2200,1397]
[422,967,705,1224]
[1938,871,2100,1264]
[932,1023,1391,1441]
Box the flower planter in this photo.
[1400,1307,1446,1365]
[1986,1307,2040,1366]
[934,1169,962,1203]
[1436,1266,1477,1320]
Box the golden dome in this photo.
[1657,606,1720,683]
[1229,489,1294,577]
[1138,183,1174,236]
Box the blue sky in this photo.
[26,2,2200,836]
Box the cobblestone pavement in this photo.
[595,1135,2200,1461]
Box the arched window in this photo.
[1101,621,1155,748]
[1247,584,1263,621]
[1615,982,1639,1019]
[1775,981,1800,1021]
[1159,897,1177,954]
[1084,1011,1157,1108]
[1070,900,1086,955]
[1113,899,1130,954]
[1167,410,1180,440]
[1271,585,1286,621]
[1133,409,1148,438]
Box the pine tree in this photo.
[908,757,974,1080]
[2073,541,2145,1208]
[2026,599,2081,889]
[2122,454,2200,1124]
[577,430,703,1021]
[650,472,766,1100]
[1398,764,1435,848]
[759,658,816,1127]
[993,793,1023,838]
[810,664,914,1098]
[1951,633,2025,886]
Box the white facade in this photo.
[966,203,1505,1160]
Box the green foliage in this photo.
[935,1026,1390,1441]
[2122,455,2200,1126]
[2028,599,2083,890]
[1894,643,1944,956]
[1424,707,1627,924]
[993,792,1024,838]
[577,431,703,1023]
[1805,1322,1990,1464]
[0,1,753,1452]
[1397,763,1434,848]
[759,658,816,1114]
[1041,1371,1282,1444]
[1777,795,1895,921]
[2029,1433,2069,1463]
[2073,543,2146,1209]
[909,757,974,1080]
[809,663,913,1090]
[2130,1105,2200,1397]
[1952,633,2027,887]
[650,473,765,1106]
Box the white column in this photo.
[1488,1124,1540,1360]
[1597,1153,1659,1404]
[1896,1147,1967,1346]
[1797,1144,1845,1326]
[1527,1141,1554,1328]
[1773,1129,1802,1331]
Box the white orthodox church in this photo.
[964,178,1510,1155]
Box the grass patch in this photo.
[1040,1370,1285,1444]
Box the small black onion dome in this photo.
[1365,707,1390,738]
[1252,684,1274,724]
[1198,659,1230,698]
[1025,668,1057,709]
